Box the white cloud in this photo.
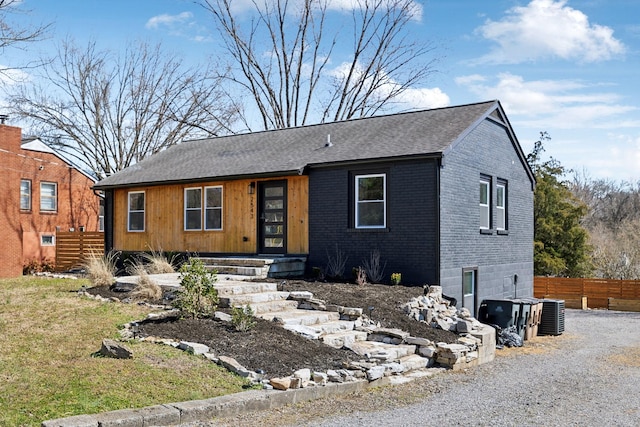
[456,72,636,128]
[145,12,193,30]
[475,0,625,64]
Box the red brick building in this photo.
[0,122,101,277]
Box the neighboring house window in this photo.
[479,178,490,229]
[496,181,507,230]
[128,191,145,232]
[98,199,105,232]
[40,182,57,212]
[205,186,223,230]
[184,188,202,230]
[355,174,386,228]
[20,179,31,210]
[41,235,55,246]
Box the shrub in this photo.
[363,249,386,284]
[83,250,119,287]
[390,272,402,286]
[174,258,218,318]
[22,258,55,275]
[355,266,367,286]
[325,244,348,280]
[231,305,256,332]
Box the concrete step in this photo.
[210,265,269,278]
[200,257,271,267]
[259,309,341,326]
[219,291,290,307]
[197,257,307,279]
[321,330,369,349]
[346,341,417,362]
[214,281,279,296]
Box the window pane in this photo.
[496,209,505,230]
[463,271,474,296]
[497,185,504,207]
[265,200,284,210]
[479,181,488,204]
[41,235,55,246]
[265,187,283,197]
[265,212,284,223]
[205,187,222,207]
[205,209,222,230]
[358,201,385,226]
[186,210,202,229]
[41,183,57,211]
[264,237,284,248]
[129,212,144,231]
[20,180,31,210]
[358,176,384,201]
[186,188,202,209]
[129,192,144,211]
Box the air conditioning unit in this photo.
[539,299,565,336]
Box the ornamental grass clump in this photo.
[139,248,176,274]
[83,249,119,287]
[174,258,218,318]
[126,259,163,301]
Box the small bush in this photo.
[84,250,119,287]
[325,244,348,280]
[22,258,55,275]
[174,258,218,318]
[390,272,402,286]
[355,266,367,286]
[231,305,256,332]
[363,249,387,284]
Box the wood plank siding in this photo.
[112,176,308,254]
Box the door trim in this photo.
[258,180,287,254]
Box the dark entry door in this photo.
[258,181,287,254]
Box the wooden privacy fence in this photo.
[534,276,640,311]
[55,231,104,272]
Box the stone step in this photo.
[200,257,272,267]
[214,281,279,296]
[397,354,431,372]
[321,330,369,349]
[209,265,269,278]
[219,291,290,307]
[306,320,356,335]
[346,340,417,362]
[259,309,341,326]
[238,299,300,314]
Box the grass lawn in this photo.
[0,276,250,426]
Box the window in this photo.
[41,235,55,246]
[205,186,223,230]
[479,178,490,229]
[40,182,57,212]
[356,174,386,228]
[496,181,507,230]
[98,199,105,232]
[128,191,145,232]
[463,269,475,297]
[20,179,31,210]
[184,188,202,230]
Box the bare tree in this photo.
[8,40,238,179]
[200,0,437,130]
[0,0,49,79]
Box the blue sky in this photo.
[3,0,639,182]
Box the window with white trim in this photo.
[479,178,490,229]
[356,174,386,228]
[20,179,31,210]
[128,191,145,232]
[184,188,202,230]
[98,199,105,232]
[205,186,223,230]
[496,181,507,230]
[41,235,55,246]
[40,182,57,212]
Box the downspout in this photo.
[435,156,442,285]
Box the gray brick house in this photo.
[94,100,534,315]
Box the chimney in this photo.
[0,114,8,125]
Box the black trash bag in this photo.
[497,325,523,348]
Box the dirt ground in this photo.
[87,279,459,379]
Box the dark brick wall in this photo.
[439,119,534,310]
[308,158,439,285]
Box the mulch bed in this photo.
[86,279,459,379]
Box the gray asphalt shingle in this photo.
[94,100,497,189]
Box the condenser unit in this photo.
[539,299,565,336]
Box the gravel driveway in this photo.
[205,309,640,427]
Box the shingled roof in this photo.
[94,100,504,189]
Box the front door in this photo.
[258,181,287,254]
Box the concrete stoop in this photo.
[198,256,307,279]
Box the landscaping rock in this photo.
[100,339,133,359]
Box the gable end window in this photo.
[40,182,57,212]
[128,191,145,232]
[496,180,507,230]
[479,178,490,229]
[205,186,223,230]
[356,173,386,228]
[185,188,202,230]
[20,179,31,210]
